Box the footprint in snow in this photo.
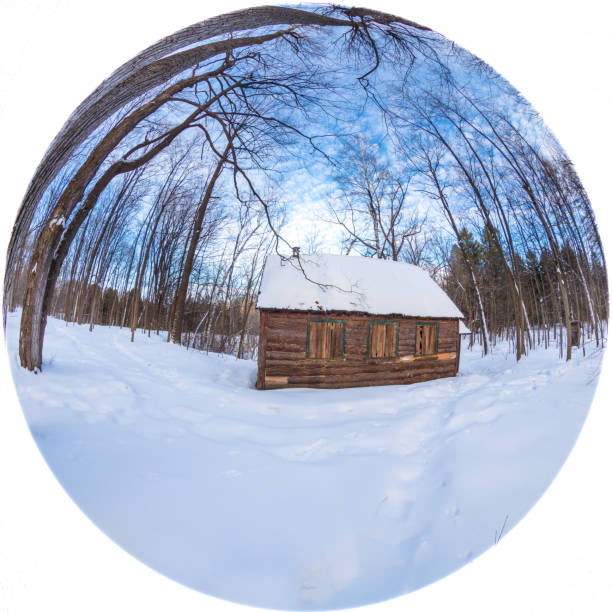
[298,564,330,603]
[225,469,241,479]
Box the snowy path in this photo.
[6,313,603,609]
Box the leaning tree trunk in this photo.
[5,6,428,331]
[18,93,207,371]
[14,30,296,372]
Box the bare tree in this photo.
[327,135,425,261]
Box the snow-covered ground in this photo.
[6,312,604,610]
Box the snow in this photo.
[459,320,471,334]
[49,216,66,228]
[6,312,602,610]
[257,254,464,319]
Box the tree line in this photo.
[4,4,607,370]
[321,47,607,360]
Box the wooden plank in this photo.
[266,341,306,353]
[310,320,321,358]
[286,368,456,387]
[378,324,387,357]
[265,375,289,385]
[425,325,435,354]
[400,352,456,361]
[265,350,306,361]
[266,331,305,345]
[386,323,395,356]
[264,360,456,378]
[264,354,457,369]
[273,366,457,389]
[369,324,379,358]
[320,323,330,359]
[332,322,343,357]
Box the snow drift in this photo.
[6,312,602,609]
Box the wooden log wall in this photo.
[256,310,460,389]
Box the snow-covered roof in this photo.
[257,254,464,319]
[459,320,471,334]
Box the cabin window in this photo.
[306,318,345,359]
[415,322,438,356]
[367,321,399,359]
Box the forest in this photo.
[4,4,608,371]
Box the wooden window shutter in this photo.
[415,322,438,356]
[307,319,345,359]
[368,322,398,358]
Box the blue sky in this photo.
[25,1,601,275]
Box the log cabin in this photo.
[255,253,468,390]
